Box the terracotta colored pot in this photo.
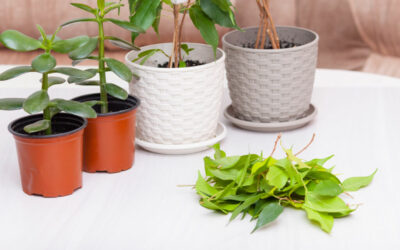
[72,94,140,173]
[8,113,87,197]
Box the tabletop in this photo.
[0,66,399,250]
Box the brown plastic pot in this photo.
[72,94,140,173]
[8,113,87,197]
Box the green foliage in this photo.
[54,99,97,118]
[0,25,96,134]
[104,58,133,83]
[195,144,377,233]
[104,83,129,100]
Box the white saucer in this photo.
[224,104,317,132]
[135,122,227,155]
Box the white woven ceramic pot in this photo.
[125,43,226,145]
[222,26,319,123]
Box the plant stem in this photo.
[41,72,52,135]
[98,19,108,113]
[178,0,191,62]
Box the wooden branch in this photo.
[178,0,191,61]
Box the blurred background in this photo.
[0,0,399,77]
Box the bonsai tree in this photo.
[0,26,97,135]
[62,0,143,113]
[255,0,280,49]
[129,0,239,67]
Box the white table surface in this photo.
[0,66,399,249]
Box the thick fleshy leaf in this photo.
[105,36,140,50]
[36,25,49,44]
[97,0,105,10]
[189,5,219,56]
[52,36,91,53]
[342,169,377,192]
[24,120,50,134]
[105,83,128,100]
[42,77,66,87]
[23,90,50,114]
[0,98,25,110]
[55,99,97,118]
[0,30,42,51]
[69,37,98,60]
[106,18,145,33]
[304,208,334,233]
[104,58,133,82]
[252,201,283,233]
[70,3,96,13]
[76,80,100,86]
[53,67,96,79]
[61,18,97,27]
[0,66,33,81]
[31,54,56,73]
[200,0,238,28]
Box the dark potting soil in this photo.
[243,40,301,49]
[157,60,205,68]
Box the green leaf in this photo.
[106,18,145,33]
[212,143,226,159]
[76,80,100,86]
[195,171,218,197]
[23,90,50,114]
[105,36,140,50]
[178,61,186,68]
[200,0,238,28]
[211,0,231,11]
[129,0,161,42]
[304,192,353,214]
[304,208,334,233]
[68,37,98,60]
[71,3,96,13]
[252,201,283,233]
[53,67,96,79]
[152,3,162,34]
[0,66,33,81]
[23,119,50,134]
[36,25,49,45]
[342,169,377,192]
[84,100,102,107]
[313,180,343,197]
[0,30,42,51]
[104,3,124,15]
[180,44,194,55]
[52,36,90,53]
[105,83,128,100]
[42,76,66,87]
[55,99,97,118]
[97,0,105,10]
[31,54,56,73]
[305,155,334,167]
[61,18,98,27]
[266,166,288,189]
[230,194,262,221]
[306,170,341,184]
[132,49,168,65]
[189,5,219,56]
[104,58,133,82]
[0,98,25,110]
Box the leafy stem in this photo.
[97,16,108,113]
[41,72,52,135]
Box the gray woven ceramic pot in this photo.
[222,26,319,123]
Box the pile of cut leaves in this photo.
[195,136,377,233]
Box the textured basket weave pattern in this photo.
[125,43,226,145]
[223,26,319,123]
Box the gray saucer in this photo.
[224,104,317,132]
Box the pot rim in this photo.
[8,113,87,139]
[222,25,319,53]
[72,94,140,117]
[125,42,226,72]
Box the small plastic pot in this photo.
[72,94,140,173]
[8,113,87,197]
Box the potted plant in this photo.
[0,26,97,197]
[125,0,238,148]
[62,0,142,173]
[222,0,319,123]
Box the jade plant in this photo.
[194,135,377,233]
[0,26,97,135]
[129,0,239,67]
[62,0,143,113]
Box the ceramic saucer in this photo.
[135,122,227,155]
[224,104,317,132]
